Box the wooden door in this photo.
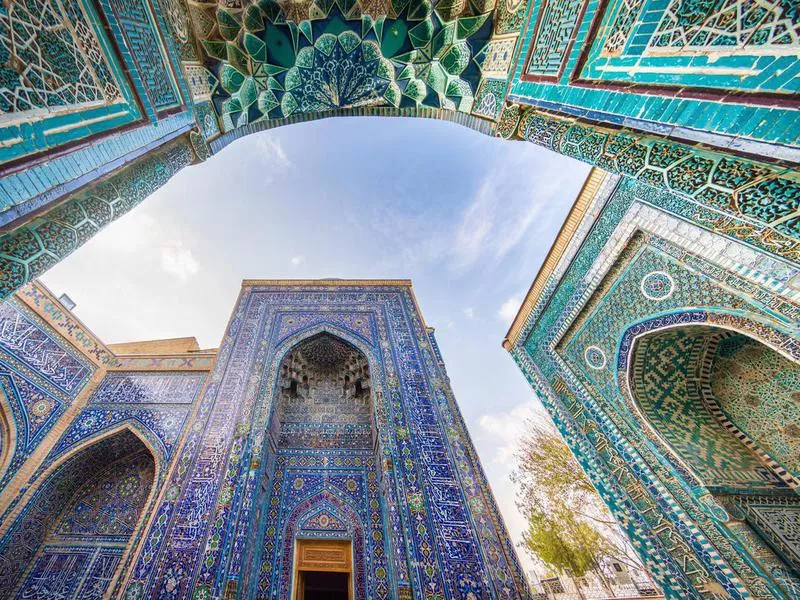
[294,539,353,600]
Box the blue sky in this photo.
[41,116,590,578]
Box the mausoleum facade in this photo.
[0,279,528,599]
[0,0,797,597]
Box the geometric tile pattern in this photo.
[52,405,189,460]
[0,302,93,397]
[503,105,800,264]
[0,140,194,301]
[711,335,800,482]
[586,0,800,96]
[122,283,529,600]
[523,0,586,76]
[256,454,384,600]
[630,328,784,488]
[0,0,142,166]
[89,372,205,405]
[0,298,94,486]
[509,175,800,600]
[253,333,381,598]
[650,0,800,52]
[199,0,498,131]
[0,0,797,320]
[0,370,64,479]
[103,0,180,114]
[49,370,205,461]
[738,497,800,572]
[275,333,373,448]
[0,0,121,115]
[14,546,125,600]
[0,430,153,598]
[52,450,153,538]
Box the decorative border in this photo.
[567,0,800,106]
[519,0,590,82]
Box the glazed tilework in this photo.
[630,328,783,488]
[523,0,586,77]
[0,0,798,312]
[0,0,796,596]
[194,0,516,134]
[0,431,154,598]
[0,0,120,114]
[0,139,194,300]
[89,372,205,405]
[511,0,800,153]
[16,283,118,368]
[501,106,800,263]
[0,0,142,165]
[52,406,188,460]
[711,335,800,481]
[0,297,94,487]
[648,0,800,52]
[737,496,800,570]
[47,370,205,462]
[0,301,93,396]
[120,284,529,600]
[508,172,800,599]
[255,453,386,600]
[100,0,181,117]
[253,334,381,598]
[0,370,63,482]
[582,0,800,93]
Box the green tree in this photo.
[524,504,605,577]
[513,422,648,592]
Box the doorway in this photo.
[294,539,353,600]
[299,570,349,600]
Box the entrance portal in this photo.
[300,571,348,600]
[294,539,352,600]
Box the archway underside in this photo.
[629,325,800,591]
[189,0,520,136]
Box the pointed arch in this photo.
[282,488,367,600]
[615,309,800,492]
[255,321,385,436]
[248,321,391,600]
[616,311,800,592]
[43,417,168,478]
[0,425,160,599]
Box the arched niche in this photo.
[0,428,156,599]
[271,332,375,451]
[253,331,383,600]
[626,324,800,589]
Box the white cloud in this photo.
[449,157,568,272]
[463,307,474,320]
[290,255,305,266]
[253,135,292,169]
[451,180,497,269]
[497,296,522,325]
[478,402,537,464]
[160,241,199,281]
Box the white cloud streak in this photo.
[160,241,200,282]
[253,135,292,169]
[497,296,522,325]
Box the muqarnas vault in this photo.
[0,279,530,599]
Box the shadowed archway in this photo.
[0,428,156,599]
[626,324,800,596]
